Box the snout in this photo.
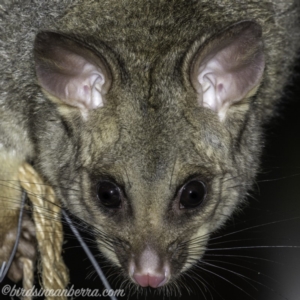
[129,248,170,288]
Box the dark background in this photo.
[1,62,300,300]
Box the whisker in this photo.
[195,264,255,299]
[200,261,288,300]
[204,258,279,284]
[203,253,284,266]
[210,217,300,242]
[205,245,300,251]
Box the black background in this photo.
[1,61,300,300]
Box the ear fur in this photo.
[34,32,111,111]
[191,21,265,121]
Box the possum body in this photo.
[0,0,299,289]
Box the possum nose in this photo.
[130,247,170,287]
[133,273,166,288]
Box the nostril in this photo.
[133,273,166,288]
[148,273,166,288]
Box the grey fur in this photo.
[0,0,299,289]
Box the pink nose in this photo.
[133,273,166,288]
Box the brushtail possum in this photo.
[0,0,299,290]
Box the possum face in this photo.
[33,21,264,287]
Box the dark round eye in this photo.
[180,180,206,209]
[97,181,122,208]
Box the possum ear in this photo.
[34,32,111,110]
[190,21,265,121]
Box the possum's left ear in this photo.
[34,32,111,111]
[190,21,265,121]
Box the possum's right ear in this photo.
[34,32,111,111]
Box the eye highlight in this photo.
[97,181,122,208]
[179,180,207,209]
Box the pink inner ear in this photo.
[217,83,223,93]
[198,49,264,120]
[38,55,106,110]
[63,61,105,110]
[192,21,265,121]
[34,31,111,111]
[83,85,89,93]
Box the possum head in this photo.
[33,20,264,288]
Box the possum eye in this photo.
[179,180,206,209]
[97,181,122,208]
